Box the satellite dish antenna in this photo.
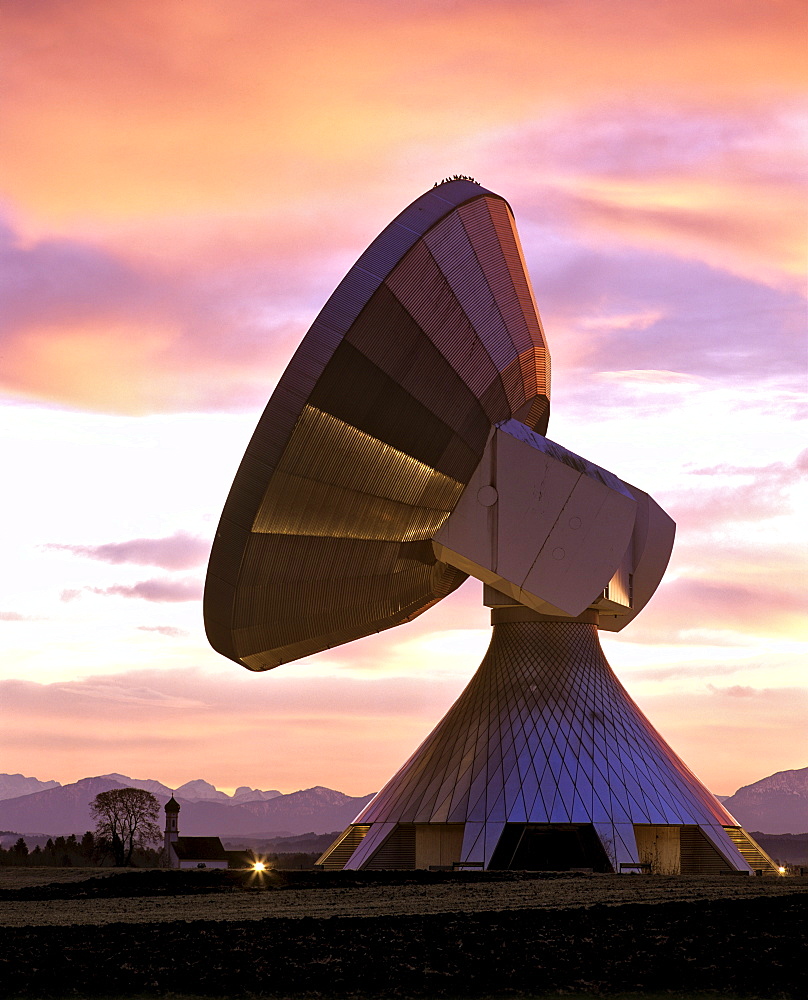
[204,181,778,875]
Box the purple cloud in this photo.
[0,217,328,415]
[91,578,203,603]
[510,104,804,184]
[526,239,804,385]
[47,531,210,570]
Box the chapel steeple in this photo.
[163,794,180,860]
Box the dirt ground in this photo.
[1,868,806,998]
[1,865,806,926]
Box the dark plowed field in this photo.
[2,868,806,998]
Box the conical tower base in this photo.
[319,611,777,873]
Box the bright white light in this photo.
[252,861,266,871]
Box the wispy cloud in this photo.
[689,450,808,482]
[706,683,758,698]
[624,663,745,682]
[47,531,210,570]
[669,450,808,530]
[136,625,189,638]
[90,578,204,603]
[503,101,807,288]
[0,219,308,414]
[621,575,805,644]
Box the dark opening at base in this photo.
[488,823,612,872]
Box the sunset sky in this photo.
[1,0,805,800]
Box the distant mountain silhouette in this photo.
[6,764,802,838]
[95,773,174,798]
[0,773,285,805]
[0,776,134,836]
[90,775,283,804]
[174,778,231,802]
[749,831,808,866]
[0,773,60,800]
[722,767,808,834]
[0,774,373,838]
[232,785,282,803]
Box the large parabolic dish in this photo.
[204,180,778,874]
[204,181,552,670]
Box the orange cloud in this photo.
[633,685,808,795]
[564,176,806,291]
[0,221,311,412]
[1,0,804,233]
[1,2,803,414]
[621,571,806,645]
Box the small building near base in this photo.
[171,835,228,869]
[163,794,228,869]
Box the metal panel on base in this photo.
[320,612,766,873]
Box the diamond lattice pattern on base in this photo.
[345,621,747,870]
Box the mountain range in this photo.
[720,767,808,835]
[1,765,805,838]
[0,772,282,805]
[0,773,374,839]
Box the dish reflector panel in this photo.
[204,182,551,669]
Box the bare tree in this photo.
[90,788,161,866]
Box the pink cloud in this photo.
[1,666,804,801]
[667,450,808,530]
[136,625,189,638]
[0,611,32,621]
[706,684,757,698]
[626,664,746,682]
[0,667,464,795]
[0,6,801,419]
[47,531,210,570]
[91,578,203,603]
[525,237,804,387]
[622,575,805,644]
[689,450,808,482]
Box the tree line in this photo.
[0,830,163,867]
[1,787,164,867]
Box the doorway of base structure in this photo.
[320,823,613,872]
[488,823,611,871]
